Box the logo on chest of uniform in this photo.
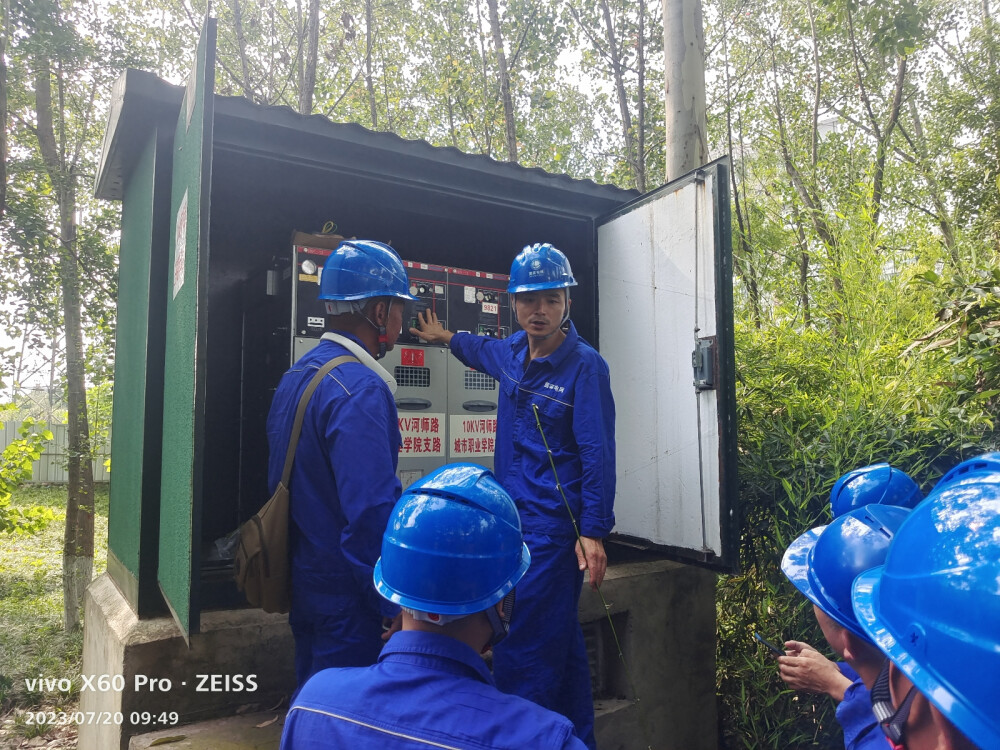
[543,381,566,394]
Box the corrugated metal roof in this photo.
[96,69,638,213]
[217,93,634,198]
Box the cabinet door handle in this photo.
[462,400,496,413]
[396,398,432,411]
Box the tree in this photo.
[484,0,517,161]
[1,0,9,220]
[31,1,95,632]
[568,0,661,190]
[705,0,999,744]
[925,0,1000,255]
[3,0,122,630]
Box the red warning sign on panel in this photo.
[400,348,425,367]
[449,416,498,457]
[399,413,445,456]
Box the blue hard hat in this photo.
[374,463,531,615]
[507,243,578,294]
[781,504,910,641]
[925,451,1000,498]
[318,240,417,301]
[829,463,923,518]
[852,480,1000,750]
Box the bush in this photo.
[716,314,997,749]
[0,418,55,535]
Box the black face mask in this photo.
[871,658,919,749]
[485,589,516,647]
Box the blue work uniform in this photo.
[836,663,886,750]
[267,332,402,687]
[280,630,588,750]
[449,322,616,750]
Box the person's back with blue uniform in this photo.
[267,240,416,687]
[282,630,585,749]
[280,463,588,750]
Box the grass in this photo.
[0,483,109,745]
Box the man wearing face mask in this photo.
[266,240,416,689]
[280,464,588,750]
[412,243,615,749]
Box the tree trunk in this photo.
[0,0,9,220]
[985,0,995,74]
[768,36,837,254]
[227,0,255,101]
[35,56,94,631]
[636,0,647,192]
[59,176,94,631]
[600,0,640,190]
[299,0,319,114]
[845,6,908,242]
[296,0,303,104]
[722,13,761,327]
[806,0,820,171]
[767,33,844,309]
[474,0,493,156]
[869,56,907,234]
[662,0,706,180]
[485,0,517,162]
[792,203,812,326]
[905,100,957,263]
[365,0,378,128]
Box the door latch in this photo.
[692,337,716,391]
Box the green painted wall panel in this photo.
[108,133,158,579]
[157,18,216,638]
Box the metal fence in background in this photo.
[0,421,111,483]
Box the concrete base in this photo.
[587,559,717,750]
[129,711,283,749]
[80,574,295,750]
[83,558,716,750]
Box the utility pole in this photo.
[663,0,707,180]
[663,1,719,744]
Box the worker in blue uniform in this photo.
[778,463,924,750]
[412,243,615,749]
[280,463,589,750]
[267,239,416,688]
[852,464,1000,750]
[780,503,913,750]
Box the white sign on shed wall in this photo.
[598,158,737,570]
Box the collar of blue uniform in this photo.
[511,320,579,370]
[321,331,398,395]
[378,630,495,685]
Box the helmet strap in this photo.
[871,658,918,749]
[485,589,516,648]
[362,298,393,359]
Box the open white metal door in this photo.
[597,157,738,571]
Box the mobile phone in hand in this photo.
[754,632,784,657]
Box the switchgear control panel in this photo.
[274,243,520,486]
[398,261,516,346]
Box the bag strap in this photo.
[280,354,359,487]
